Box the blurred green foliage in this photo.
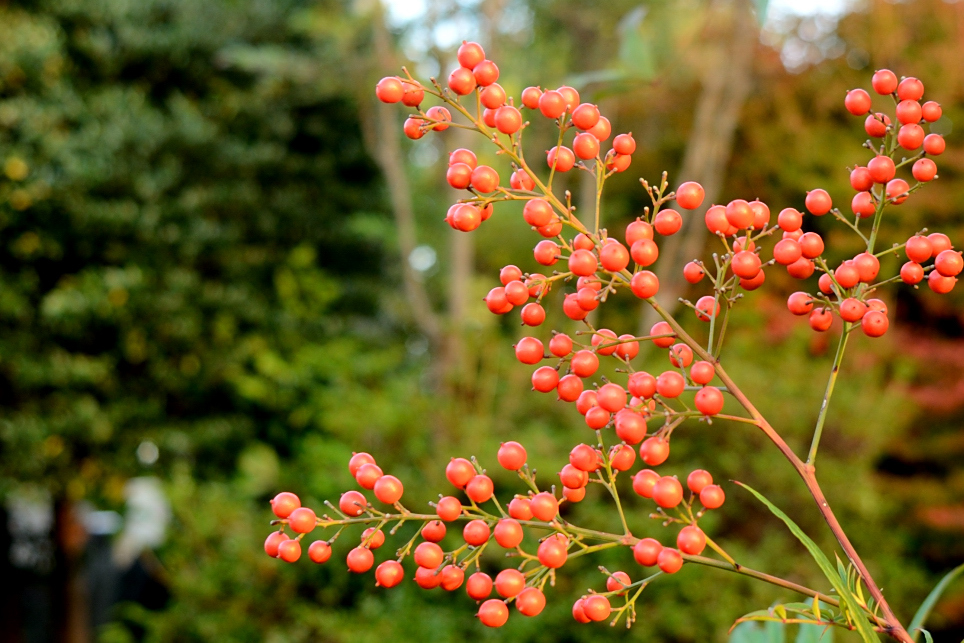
[2,0,963,642]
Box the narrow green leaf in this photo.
[737,483,880,643]
[909,563,964,641]
[919,630,932,643]
[813,597,821,622]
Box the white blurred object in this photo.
[112,477,171,569]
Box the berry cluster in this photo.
[266,42,952,642]
[265,440,726,629]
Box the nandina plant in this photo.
[265,44,962,641]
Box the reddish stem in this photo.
[647,299,913,643]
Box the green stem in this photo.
[806,326,851,466]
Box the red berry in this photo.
[609,444,636,471]
[414,541,443,569]
[600,240,630,272]
[493,519,524,548]
[687,469,713,494]
[278,539,302,563]
[629,371,658,398]
[573,132,600,159]
[472,60,499,86]
[457,41,485,69]
[547,145,575,172]
[494,106,523,134]
[865,113,890,137]
[787,291,814,316]
[805,189,832,216]
[657,547,684,574]
[537,534,568,568]
[928,270,957,294]
[448,67,477,95]
[777,207,803,232]
[913,158,937,182]
[495,568,525,597]
[690,361,714,385]
[839,298,867,323]
[347,546,374,573]
[288,507,317,534]
[898,123,924,150]
[613,133,636,155]
[844,88,871,115]
[463,519,491,546]
[373,475,403,504]
[631,238,659,266]
[445,458,474,488]
[850,167,874,192]
[656,371,685,398]
[530,492,559,521]
[497,441,527,470]
[725,199,754,229]
[921,101,942,122]
[677,525,706,555]
[466,474,494,503]
[897,76,924,101]
[935,250,964,277]
[799,232,825,259]
[896,99,922,125]
[773,238,802,265]
[900,261,924,285]
[695,386,724,416]
[633,538,663,566]
[309,540,333,563]
[422,520,446,542]
[626,219,654,245]
[872,69,898,95]
[376,77,405,103]
[349,453,376,477]
[683,261,705,284]
[570,444,601,472]
[477,599,509,628]
[653,476,684,508]
[339,490,367,517]
[731,250,761,279]
[508,496,534,520]
[862,310,889,337]
[531,366,559,392]
[425,105,451,131]
[654,209,683,235]
[886,178,910,205]
[271,491,301,519]
[632,469,661,498]
[700,484,725,509]
[923,133,945,155]
[375,560,404,587]
[571,103,601,130]
[516,587,546,616]
[583,595,611,621]
[264,531,288,557]
[521,302,546,326]
[480,83,506,109]
[606,571,632,595]
[852,191,876,218]
[521,86,542,109]
[695,295,720,322]
[639,436,670,466]
[587,115,612,141]
[868,155,896,183]
[630,270,659,298]
[466,571,493,600]
[676,182,705,209]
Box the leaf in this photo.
[730,620,787,643]
[737,483,880,643]
[919,630,932,643]
[909,563,964,641]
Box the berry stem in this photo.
[806,325,851,466]
[645,298,913,642]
